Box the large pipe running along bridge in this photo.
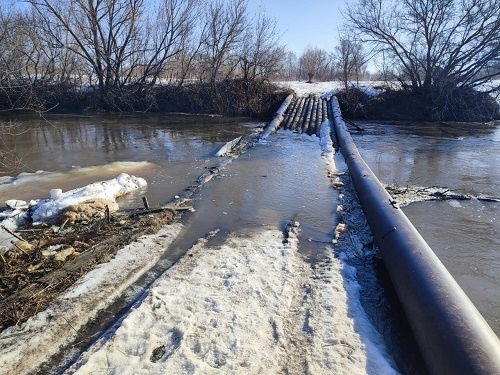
[263,94,500,375]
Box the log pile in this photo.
[279,94,329,135]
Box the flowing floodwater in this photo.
[0,113,336,255]
[351,121,500,335]
[163,132,338,264]
[0,113,254,207]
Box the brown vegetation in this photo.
[32,79,292,118]
[337,87,500,122]
[0,205,177,331]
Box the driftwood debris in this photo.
[0,206,178,331]
[58,199,119,225]
[342,117,364,131]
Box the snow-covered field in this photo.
[277,80,388,98]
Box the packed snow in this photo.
[30,173,146,224]
[1,173,146,227]
[0,173,147,250]
[64,227,397,375]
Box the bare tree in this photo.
[0,7,27,109]
[29,0,198,95]
[0,0,289,115]
[374,50,397,85]
[0,5,62,111]
[198,0,248,84]
[136,0,200,86]
[278,51,299,81]
[30,0,144,92]
[298,47,333,82]
[237,11,285,84]
[345,0,500,93]
[334,35,368,90]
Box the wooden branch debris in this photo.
[342,116,364,131]
[0,204,181,331]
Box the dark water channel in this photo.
[351,121,500,335]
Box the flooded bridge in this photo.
[262,93,500,375]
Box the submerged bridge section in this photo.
[264,94,500,375]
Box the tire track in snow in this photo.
[66,222,398,375]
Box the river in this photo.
[351,121,500,335]
[0,113,498,346]
[0,113,254,207]
[0,113,335,259]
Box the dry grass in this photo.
[0,207,177,331]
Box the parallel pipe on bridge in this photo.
[330,97,500,374]
[261,94,294,139]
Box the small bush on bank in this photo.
[338,86,500,122]
[335,88,371,119]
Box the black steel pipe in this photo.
[331,97,500,374]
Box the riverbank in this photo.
[277,80,500,122]
[2,80,291,120]
[4,78,498,123]
[335,86,500,122]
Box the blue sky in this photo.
[246,0,347,56]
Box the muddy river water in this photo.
[351,121,500,335]
[0,114,498,340]
[0,113,336,259]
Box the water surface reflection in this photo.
[352,121,500,335]
[352,122,499,196]
[0,113,256,207]
[403,200,500,334]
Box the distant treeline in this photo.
[0,0,374,116]
[1,0,498,121]
[0,0,293,116]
